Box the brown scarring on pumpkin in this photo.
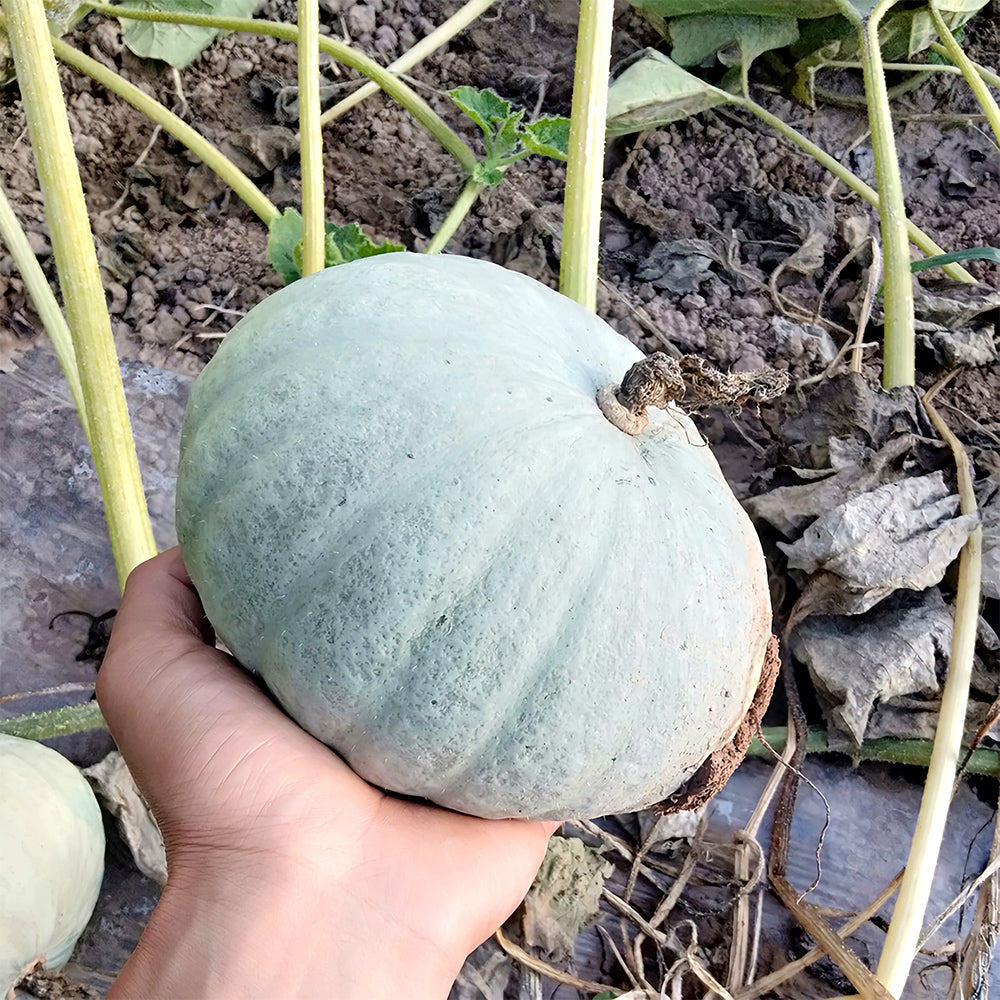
[656,634,781,815]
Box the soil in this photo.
[1,1,999,997]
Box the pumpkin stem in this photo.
[597,352,684,435]
[598,352,790,435]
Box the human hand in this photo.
[97,548,558,999]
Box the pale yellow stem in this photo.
[297,0,325,276]
[559,0,615,311]
[876,399,982,996]
[5,0,156,588]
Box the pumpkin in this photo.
[175,253,771,820]
[0,734,105,993]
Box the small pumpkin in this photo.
[0,734,105,993]
[176,253,771,820]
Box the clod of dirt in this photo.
[636,239,715,294]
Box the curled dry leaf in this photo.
[779,470,980,618]
[82,751,166,886]
[788,590,953,743]
[521,835,613,961]
[979,480,1000,601]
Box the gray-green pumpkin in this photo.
[175,253,771,820]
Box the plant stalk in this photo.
[929,42,1000,89]
[4,0,156,589]
[47,33,280,226]
[928,1,1000,149]
[320,0,497,126]
[425,177,482,254]
[876,399,983,997]
[297,0,324,276]
[749,727,998,778]
[0,702,107,740]
[733,96,976,285]
[859,0,916,388]
[91,5,479,176]
[559,0,615,311]
[0,181,90,440]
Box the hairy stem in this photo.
[860,0,916,388]
[734,96,975,285]
[559,0,615,310]
[91,5,479,175]
[424,178,482,254]
[297,0,324,276]
[3,0,156,589]
[750,727,998,778]
[49,33,279,225]
[0,181,90,440]
[876,400,983,997]
[0,702,107,740]
[928,1,1000,148]
[320,0,496,126]
[929,42,1000,89]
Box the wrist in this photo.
[111,849,458,999]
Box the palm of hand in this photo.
[98,549,557,995]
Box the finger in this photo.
[113,547,214,652]
[96,548,280,756]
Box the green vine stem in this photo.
[320,0,496,126]
[5,705,996,771]
[559,0,615,311]
[823,59,962,75]
[858,0,917,389]
[749,727,998,778]
[297,0,324,276]
[0,702,107,740]
[929,42,1000,89]
[90,5,479,176]
[876,398,983,997]
[425,177,482,254]
[732,96,976,286]
[4,0,156,590]
[44,33,280,226]
[928,1,1000,147]
[0,181,90,440]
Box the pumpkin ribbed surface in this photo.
[175,253,770,820]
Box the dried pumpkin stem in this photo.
[597,353,789,435]
[597,353,685,435]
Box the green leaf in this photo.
[910,246,1000,274]
[322,222,404,267]
[116,0,256,69]
[521,117,571,161]
[267,209,402,284]
[450,88,566,181]
[633,0,844,16]
[267,208,305,286]
[472,162,505,186]
[669,13,799,75]
[45,0,91,34]
[929,0,989,12]
[449,86,513,135]
[606,49,734,137]
[492,106,527,161]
